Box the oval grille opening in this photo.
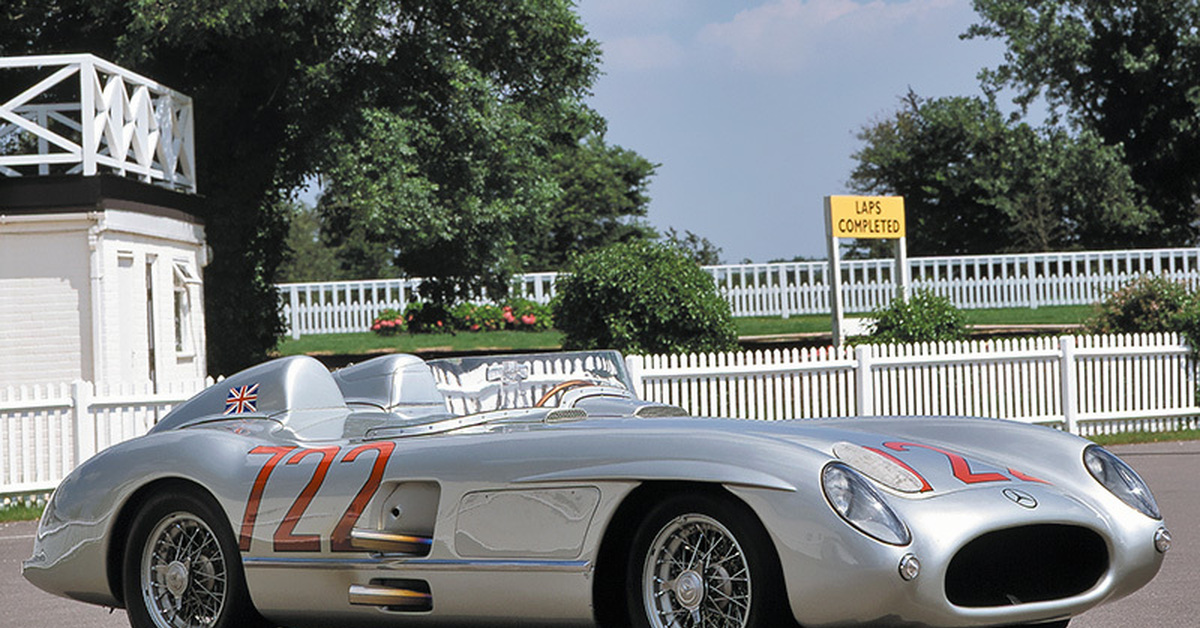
[945,524,1108,607]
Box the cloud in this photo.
[698,0,962,74]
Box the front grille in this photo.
[945,525,1108,607]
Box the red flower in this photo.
[521,314,537,325]
[503,311,515,323]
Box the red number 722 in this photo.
[237,442,396,552]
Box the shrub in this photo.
[864,289,967,344]
[370,308,405,336]
[551,240,738,354]
[450,299,552,332]
[452,302,504,332]
[403,301,452,334]
[1083,276,1194,335]
[504,298,553,332]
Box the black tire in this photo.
[122,487,266,628]
[625,492,788,628]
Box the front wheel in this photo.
[625,492,788,628]
[122,487,265,628]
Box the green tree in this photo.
[527,134,659,270]
[662,227,724,266]
[849,91,1152,257]
[0,0,608,372]
[967,0,1200,244]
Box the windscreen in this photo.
[426,350,634,415]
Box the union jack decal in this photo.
[225,384,259,415]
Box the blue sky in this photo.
[574,0,1009,263]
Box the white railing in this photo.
[277,247,1200,337]
[626,333,1200,437]
[0,54,196,192]
[0,379,210,496]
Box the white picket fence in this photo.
[0,379,210,497]
[3,333,1196,497]
[627,334,1200,437]
[277,247,1200,338]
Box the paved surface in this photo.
[2,440,1196,627]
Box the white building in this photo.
[0,54,204,387]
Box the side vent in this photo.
[634,404,689,418]
[349,579,432,612]
[546,408,588,423]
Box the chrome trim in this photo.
[349,529,432,554]
[348,584,431,609]
[244,556,592,573]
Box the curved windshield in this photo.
[427,350,634,415]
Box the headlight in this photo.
[822,462,911,545]
[1084,445,1161,519]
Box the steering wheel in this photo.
[534,380,596,407]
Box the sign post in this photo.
[825,195,908,345]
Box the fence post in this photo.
[624,355,644,399]
[855,345,874,416]
[288,285,301,339]
[1059,336,1078,434]
[71,380,96,465]
[1025,257,1036,309]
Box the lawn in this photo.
[276,305,1095,356]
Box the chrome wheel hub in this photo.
[643,514,752,628]
[164,560,190,598]
[671,570,705,609]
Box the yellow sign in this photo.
[828,195,905,239]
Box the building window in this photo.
[173,260,200,355]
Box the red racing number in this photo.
[881,441,1050,489]
[239,443,396,552]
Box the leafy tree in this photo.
[849,91,1152,257]
[662,228,724,266]
[967,0,1200,244]
[0,0,609,372]
[526,134,659,270]
[551,240,737,354]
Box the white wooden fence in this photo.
[3,333,1197,497]
[0,379,210,497]
[627,334,1199,437]
[278,247,1200,338]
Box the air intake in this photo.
[945,525,1108,607]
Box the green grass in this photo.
[277,305,1097,357]
[0,503,43,523]
[961,305,1092,326]
[1088,428,1200,447]
[276,329,565,357]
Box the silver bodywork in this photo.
[24,351,1168,627]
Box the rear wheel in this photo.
[625,492,787,628]
[122,487,265,628]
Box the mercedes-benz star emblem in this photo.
[1003,488,1038,509]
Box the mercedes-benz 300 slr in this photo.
[24,351,1169,627]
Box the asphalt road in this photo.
[2,440,1196,628]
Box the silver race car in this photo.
[24,350,1169,627]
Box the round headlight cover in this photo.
[822,462,911,545]
[1084,445,1161,519]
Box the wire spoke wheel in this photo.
[124,487,264,628]
[642,513,752,628]
[140,512,229,628]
